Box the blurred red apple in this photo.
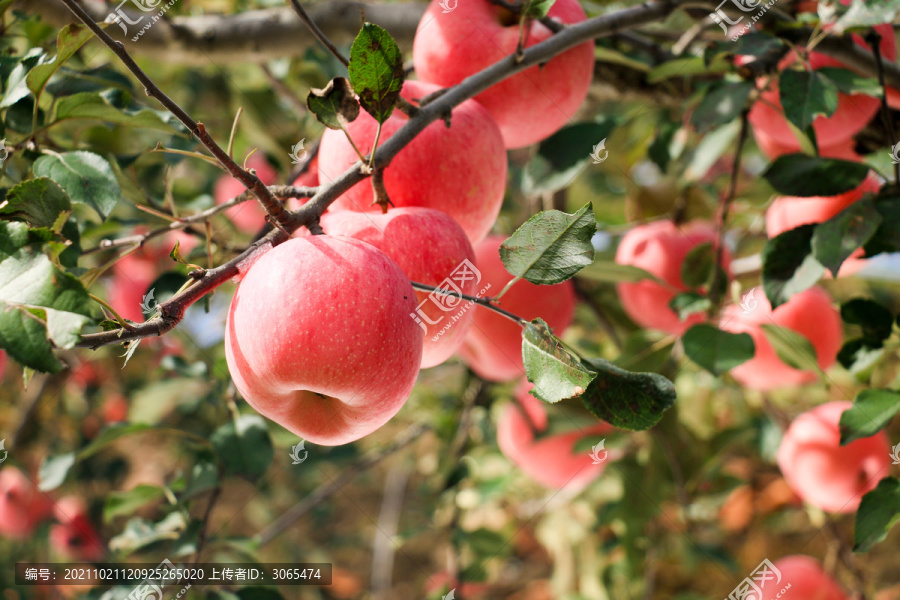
[0,468,53,539]
[214,153,278,233]
[766,175,881,239]
[50,497,106,561]
[759,555,847,600]
[456,236,576,382]
[102,393,129,424]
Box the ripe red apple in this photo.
[496,381,613,490]
[102,393,129,424]
[412,0,594,149]
[225,236,423,445]
[317,208,477,368]
[615,220,731,335]
[0,468,53,539]
[766,174,881,238]
[214,153,278,233]
[50,497,106,561]
[293,154,319,188]
[759,555,847,600]
[318,80,507,245]
[776,402,891,513]
[456,236,576,382]
[720,287,843,391]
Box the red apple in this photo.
[456,236,576,382]
[759,555,847,600]
[318,80,507,245]
[496,381,613,490]
[412,0,594,149]
[225,236,423,445]
[615,220,731,335]
[317,208,477,368]
[0,468,53,539]
[293,154,319,188]
[102,393,129,424]
[214,153,278,233]
[50,497,106,561]
[0,349,6,381]
[720,287,842,391]
[751,126,862,161]
[776,402,891,513]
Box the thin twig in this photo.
[287,0,350,67]
[866,28,899,183]
[410,281,529,326]
[192,485,222,567]
[260,64,308,115]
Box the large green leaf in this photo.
[211,415,274,481]
[839,389,900,445]
[0,221,94,372]
[500,203,596,285]
[854,477,900,553]
[33,151,121,221]
[579,358,676,430]
[779,70,839,132]
[812,197,882,276]
[760,323,819,373]
[0,177,71,229]
[762,224,825,308]
[26,23,94,102]
[763,154,869,197]
[347,23,404,124]
[682,324,755,376]
[55,91,178,132]
[522,318,597,403]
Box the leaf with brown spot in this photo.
[348,23,405,124]
[307,77,360,130]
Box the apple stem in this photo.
[287,0,350,67]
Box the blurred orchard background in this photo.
[1,0,900,598]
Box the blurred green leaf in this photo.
[681,241,714,288]
[812,197,882,276]
[682,324,754,375]
[839,389,900,445]
[779,70,839,132]
[109,512,187,554]
[854,477,900,552]
[818,67,882,96]
[760,323,819,372]
[762,224,825,308]
[212,415,274,481]
[841,298,895,346]
[763,154,869,197]
[691,81,752,133]
[523,0,557,18]
[669,292,712,320]
[104,484,167,523]
[576,261,661,284]
[38,452,75,491]
[25,23,94,102]
[522,120,617,195]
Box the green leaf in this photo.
[523,0,557,18]
[682,324,755,376]
[837,338,885,373]
[779,70,839,132]
[836,0,900,33]
[646,56,731,83]
[681,241,714,288]
[347,23,405,124]
[668,292,712,320]
[306,77,360,130]
[522,120,618,194]
[841,298,895,346]
[648,121,679,172]
[521,318,597,404]
[55,91,177,132]
[25,23,94,102]
[38,452,76,491]
[579,358,676,430]
[43,307,90,350]
[691,81,752,133]
[0,221,94,372]
[33,151,121,221]
[79,423,155,459]
[0,49,46,109]
[500,203,596,285]
[818,67,882,96]
[812,197,882,276]
[684,119,741,182]
[864,198,900,257]
[0,177,71,229]
[576,261,662,284]
[104,485,166,523]
[761,224,825,309]
[839,389,900,445]
[854,477,900,553]
[211,415,274,481]
[763,154,870,197]
[760,323,819,372]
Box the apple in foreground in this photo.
[413,0,594,149]
[225,236,423,445]
[0,468,53,539]
[497,381,613,490]
[615,220,731,335]
[318,80,507,245]
[776,401,890,513]
[317,207,476,368]
[721,287,842,391]
[456,235,576,382]
[50,497,106,561]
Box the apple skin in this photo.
[720,287,843,391]
[496,381,613,490]
[50,497,106,561]
[776,402,891,514]
[214,154,278,233]
[758,555,847,600]
[412,0,594,149]
[0,468,53,539]
[456,236,576,382]
[615,220,731,335]
[317,208,477,368]
[766,175,882,239]
[751,126,862,161]
[0,349,6,381]
[318,80,507,246]
[225,236,424,445]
